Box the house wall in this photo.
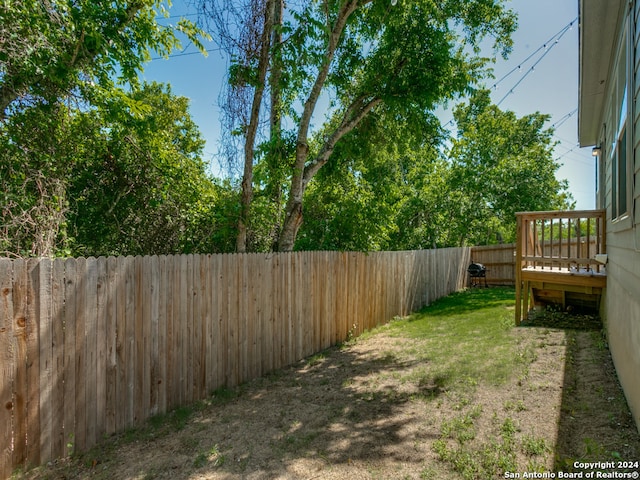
[597,0,640,431]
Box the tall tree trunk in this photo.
[276,94,381,252]
[235,0,276,252]
[267,0,284,249]
[276,0,361,252]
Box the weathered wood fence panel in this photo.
[0,248,470,478]
[470,244,517,286]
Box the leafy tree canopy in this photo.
[197,0,518,250]
[0,0,207,119]
[0,81,236,258]
[295,90,572,251]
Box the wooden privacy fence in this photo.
[0,248,470,477]
[470,244,516,285]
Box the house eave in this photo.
[578,0,625,147]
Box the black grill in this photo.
[467,262,487,287]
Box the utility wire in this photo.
[550,108,579,130]
[442,18,577,129]
[496,18,576,106]
[149,47,222,61]
[490,18,576,93]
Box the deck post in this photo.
[515,214,523,325]
[514,210,606,322]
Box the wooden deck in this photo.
[515,210,607,324]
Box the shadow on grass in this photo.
[519,308,640,472]
[20,288,639,479]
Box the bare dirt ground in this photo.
[15,301,640,480]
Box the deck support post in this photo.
[514,209,607,324]
[515,214,524,325]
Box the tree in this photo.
[0,103,78,256]
[296,90,573,251]
[67,82,221,256]
[445,90,573,245]
[0,82,234,257]
[197,0,517,251]
[192,0,285,252]
[296,107,443,251]
[0,1,211,257]
[0,0,205,120]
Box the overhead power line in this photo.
[490,18,577,94]
[550,108,579,129]
[496,18,577,106]
[441,18,578,130]
[150,46,222,62]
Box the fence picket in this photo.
[0,248,471,478]
[141,256,152,420]
[132,256,143,426]
[26,258,41,466]
[95,257,107,442]
[0,259,14,479]
[149,255,160,416]
[50,259,65,459]
[157,255,167,415]
[62,259,76,457]
[105,257,118,436]
[84,257,98,449]
[190,255,200,401]
[165,255,177,411]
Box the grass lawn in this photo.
[14,287,640,480]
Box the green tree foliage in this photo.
[0,1,219,257]
[0,103,78,256]
[445,90,572,245]
[67,82,236,256]
[0,0,206,119]
[198,0,517,251]
[272,0,517,251]
[295,91,572,251]
[0,83,237,257]
[296,108,442,251]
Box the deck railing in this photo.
[515,210,607,323]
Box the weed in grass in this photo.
[208,444,226,467]
[211,386,239,405]
[583,437,607,457]
[521,434,550,456]
[193,444,225,469]
[148,413,165,431]
[440,405,482,445]
[193,451,208,468]
[419,466,439,479]
[306,352,326,367]
[500,417,517,439]
[170,405,195,431]
[592,329,608,350]
[440,416,476,444]
[504,399,527,412]
[434,407,523,479]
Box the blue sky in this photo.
[140,0,595,210]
